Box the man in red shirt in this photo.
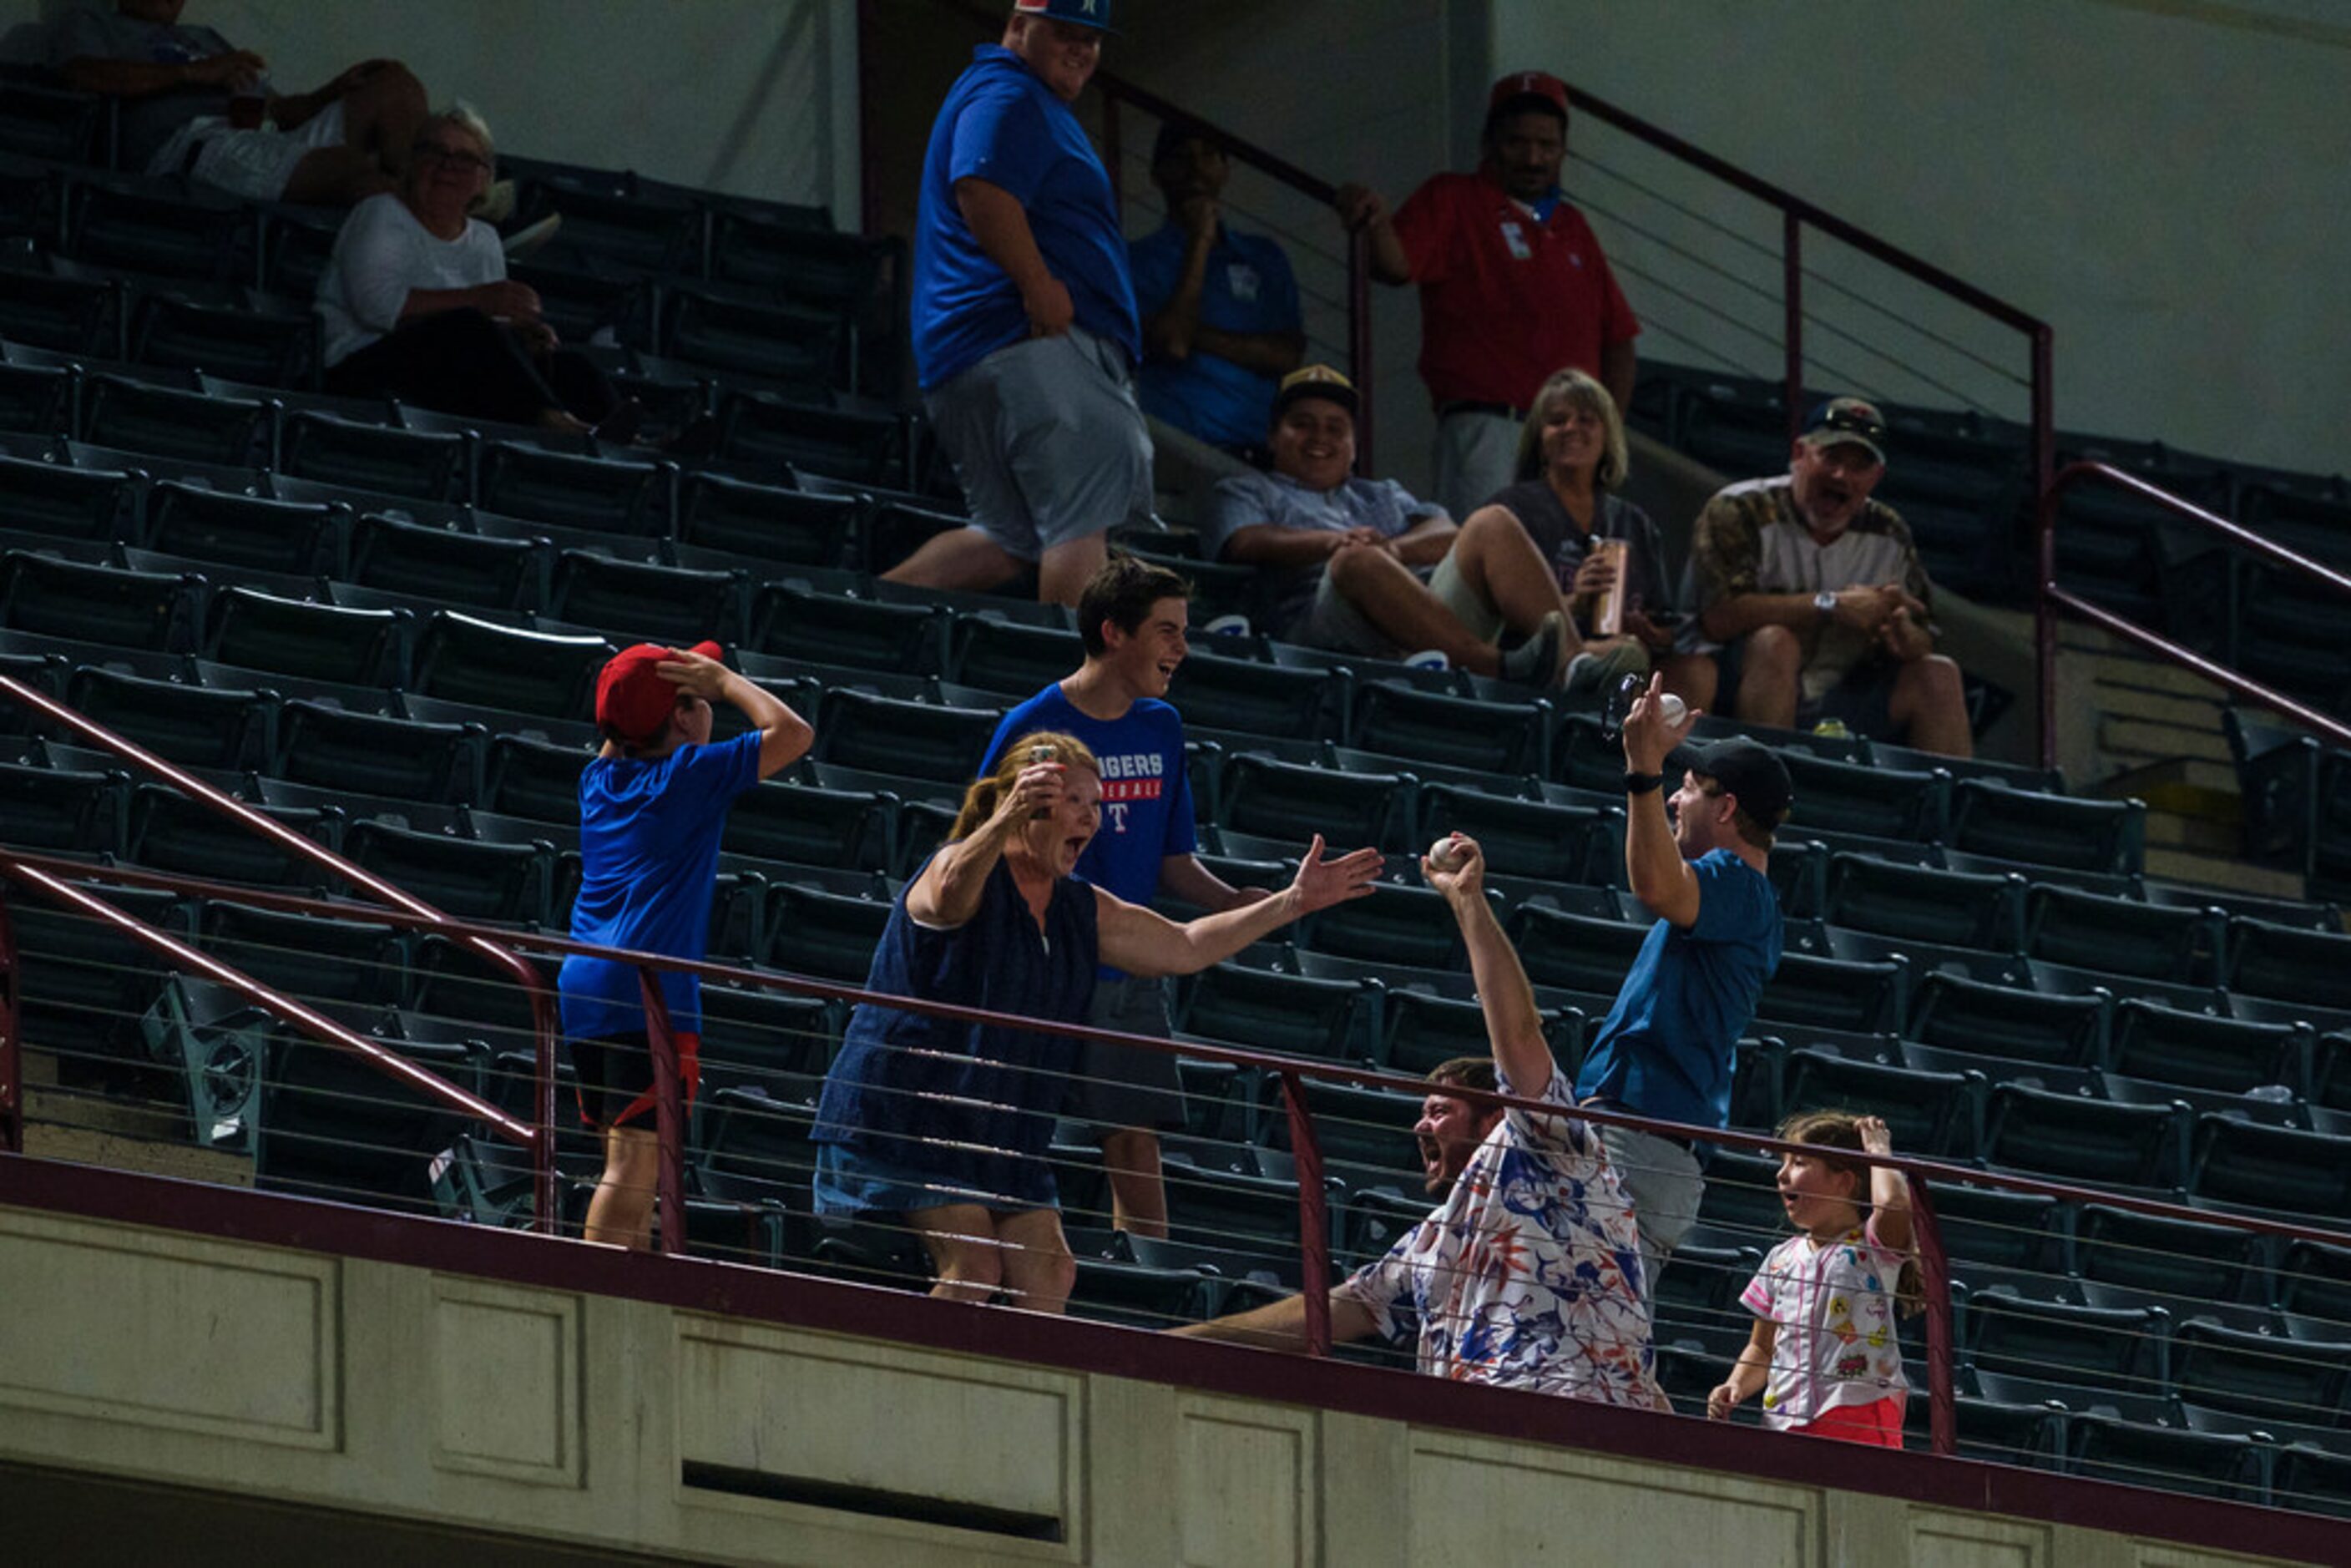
[1337,70,1640,521]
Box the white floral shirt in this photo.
[1740,1216,1911,1428]
[1336,1066,1668,1410]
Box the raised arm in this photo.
[1621,674,1702,928]
[955,176,1072,337]
[1857,1115,1914,1254]
[657,650,812,778]
[908,759,1065,930]
[1096,835,1381,977]
[1422,835,1552,1096]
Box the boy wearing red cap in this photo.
[561,641,812,1249]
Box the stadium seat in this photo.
[2025,884,2220,984]
[1926,1181,2069,1275]
[81,373,267,466]
[481,733,594,824]
[1302,882,1466,974]
[1167,651,1341,744]
[1823,854,2024,951]
[716,777,889,873]
[1508,904,1650,999]
[478,443,664,535]
[764,880,893,984]
[3,551,199,652]
[0,453,129,541]
[0,262,119,356]
[64,666,267,770]
[0,362,72,441]
[1418,784,1617,888]
[1691,1147,1787,1249]
[63,178,247,281]
[142,481,341,576]
[2277,1240,2351,1327]
[199,899,412,1010]
[129,292,314,387]
[2074,1201,2267,1313]
[1781,751,1953,842]
[811,689,996,783]
[404,934,560,1049]
[206,586,403,686]
[1780,1047,1978,1157]
[948,615,1084,697]
[2173,1318,2351,1432]
[342,819,549,926]
[2224,917,2351,1014]
[0,759,125,854]
[749,583,943,675]
[124,776,338,882]
[281,411,466,502]
[664,286,842,396]
[695,985,842,1103]
[1950,781,2145,877]
[1068,1253,1222,1331]
[1147,1163,1307,1285]
[2108,998,2308,1098]
[1966,1288,2170,1391]
[346,513,542,612]
[2187,1117,2351,1225]
[2066,1413,2268,1502]
[718,392,904,488]
[545,550,741,647]
[1280,1077,1426,1198]
[1982,1084,2184,1191]
[410,611,611,718]
[1352,681,1546,775]
[1176,963,1367,1065]
[1221,754,1403,847]
[1758,951,1905,1035]
[676,469,859,568]
[254,1020,484,1215]
[1908,971,2107,1070]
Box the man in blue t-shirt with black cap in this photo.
[888,0,1154,610]
[1576,677,1788,1292]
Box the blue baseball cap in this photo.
[1014,0,1117,32]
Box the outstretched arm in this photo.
[1097,835,1381,976]
[1170,1288,1378,1349]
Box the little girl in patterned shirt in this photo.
[1706,1111,1921,1446]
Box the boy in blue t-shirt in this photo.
[980,555,1267,1237]
[561,640,811,1249]
[1576,685,1788,1292]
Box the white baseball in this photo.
[1427,835,1469,872]
[1657,693,1688,725]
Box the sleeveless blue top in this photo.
[812,854,1100,1209]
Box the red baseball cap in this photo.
[1488,69,1570,120]
[595,640,723,744]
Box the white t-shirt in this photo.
[315,193,508,367]
[1739,1213,1911,1429]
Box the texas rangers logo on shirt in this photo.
[1097,750,1165,832]
[1226,262,1261,302]
[1499,220,1532,260]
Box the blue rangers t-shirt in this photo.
[559,731,762,1041]
[1127,222,1302,449]
[912,44,1140,390]
[982,683,1198,980]
[1574,849,1782,1135]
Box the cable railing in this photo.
[2036,459,2351,766]
[11,839,2351,1499]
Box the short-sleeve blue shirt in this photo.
[558,731,762,1041]
[913,45,1140,391]
[983,684,1198,980]
[1126,222,1302,449]
[1574,849,1782,1134]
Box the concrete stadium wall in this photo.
[1489,0,2351,474]
[33,0,862,226]
[0,1194,2332,1567]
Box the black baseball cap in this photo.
[1666,736,1793,827]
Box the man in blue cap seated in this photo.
[1128,118,1305,460]
[886,0,1154,609]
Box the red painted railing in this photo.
[0,673,561,1217]
[2035,460,2351,761]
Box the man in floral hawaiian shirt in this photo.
[1173,832,1667,1411]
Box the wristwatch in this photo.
[1813,589,1838,621]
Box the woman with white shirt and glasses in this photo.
[313,104,631,438]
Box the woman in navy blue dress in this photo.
[814,731,1380,1313]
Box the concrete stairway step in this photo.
[2098,716,2231,764]
[2143,845,2309,900]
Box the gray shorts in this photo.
[923,327,1155,562]
[150,102,347,203]
[1431,407,1522,523]
[1071,973,1185,1133]
[1293,551,1489,662]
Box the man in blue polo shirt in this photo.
[887,0,1153,609]
[1129,119,1304,457]
[1575,680,1787,1290]
[979,555,1270,1238]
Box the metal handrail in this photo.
[912,0,1377,464]
[12,848,2351,1463]
[2035,460,2351,761]
[0,674,560,1222]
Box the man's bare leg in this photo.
[905,1203,1006,1302]
[881,527,1023,593]
[338,62,427,176]
[583,1125,658,1250]
[1890,654,1973,757]
[1732,625,1803,729]
[1036,529,1110,609]
[1443,508,1576,638]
